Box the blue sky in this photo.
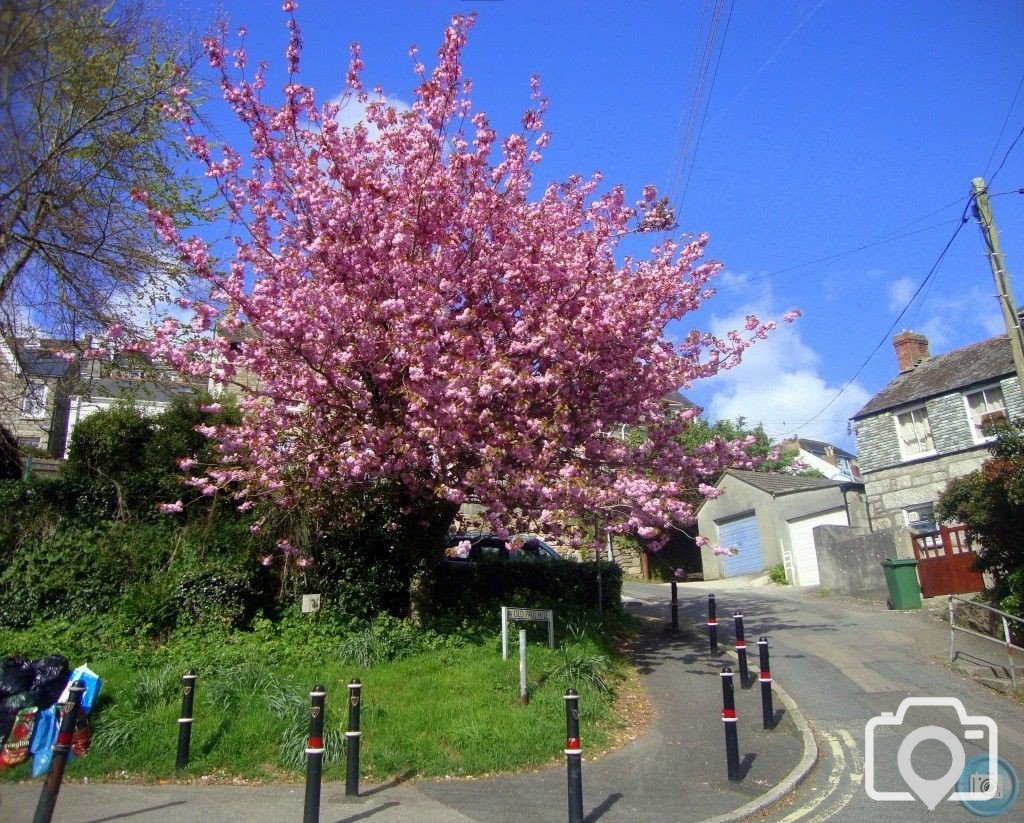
[170,0,1024,451]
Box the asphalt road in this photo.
[625,581,1024,822]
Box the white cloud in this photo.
[886,276,917,312]
[329,92,411,141]
[687,297,870,449]
[901,283,1004,352]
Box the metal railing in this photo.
[948,595,1024,691]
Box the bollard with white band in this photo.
[32,680,85,823]
[708,593,719,654]
[734,611,749,688]
[758,636,774,730]
[175,671,196,771]
[670,580,679,634]
[564,688,584,823]
[303,685,326,823]
[346,679,362,797]
[720,667,740,782]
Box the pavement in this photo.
[0,591,812,823]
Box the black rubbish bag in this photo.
[0,690,33,748]
[0,657,32,699]
[28,655,70,711]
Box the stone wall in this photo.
[861,451,988,532]
[814,524,908,597]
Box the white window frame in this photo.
[894,404,935,460]
[963,384,1006,444]
[19,381,47,418]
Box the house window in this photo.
[964,385,1006,443]
[895,406,934,459]
[17,436,41,449]
[18,382,47,418]
[904,503,937,535]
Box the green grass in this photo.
[0,616,626,783]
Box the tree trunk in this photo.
[405,496,459,626]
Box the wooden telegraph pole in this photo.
[972,176,1024,392]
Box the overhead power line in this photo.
[983,68,1024,181]
[791,203,972,435]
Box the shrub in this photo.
[767,563,788,585]
[336,614,462,667]
[432,560,621,624]
[174,566,255,630]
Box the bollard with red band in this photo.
[345,679,362,797]
[32,680,85,823]
[670,580,679,634]
[708,593,719,654]
[720,668,740,782]
[303,685,326,823]
[564,688,584,823]
[734,611,750,688]
[175,671,196,771]
[758,637,774,730]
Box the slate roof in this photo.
[723,469,859,496]
[7,339,77,379]
[82,378,200,404]
[852,335,1014,420]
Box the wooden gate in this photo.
[912,525,985,598]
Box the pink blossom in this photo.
[200,403,222,413]
[259,554,273,566]
[783,308,801,323]
[157,500,184,514]
[147,11,776,557]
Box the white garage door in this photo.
[787,509,848,586]
[718,514,763,577]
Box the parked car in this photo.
[444,532,564,562]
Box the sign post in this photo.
[501,606,555,660]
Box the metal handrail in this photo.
[948,595,1023,691]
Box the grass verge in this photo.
[1,613,631,783]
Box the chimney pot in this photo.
[893,331,930,373]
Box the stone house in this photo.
[850,330,1024,539]
[1,338,206,459]
[0,338,78,456]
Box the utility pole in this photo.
[972,176,1024,393]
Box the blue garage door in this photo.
[718,514,764,577]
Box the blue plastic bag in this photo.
[29,706,56,777]
[57,665,101,714]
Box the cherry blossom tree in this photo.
[146,7,790,571]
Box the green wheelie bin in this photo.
[881,557,922,609]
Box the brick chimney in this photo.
[893,330,930,373]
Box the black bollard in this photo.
[708,593,719,654]
[175,671,196,771]
[670,580,679,634]
[758,637,774,730]
[345,679,362,797]
[33,680,85,823]
[734,612,750,688]
[564,689,584,823]
[303,685,326,823]
[720,668,740,782]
